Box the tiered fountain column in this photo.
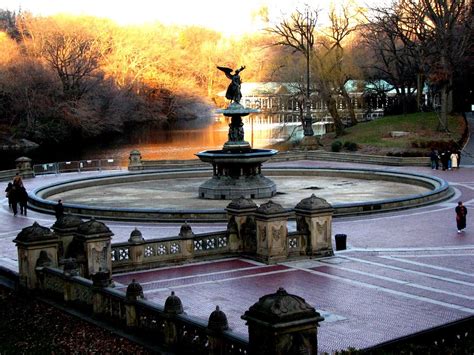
[196,102,278,199]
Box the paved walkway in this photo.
[1,116,473,352]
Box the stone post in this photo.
[128,228,145,267]
[91,270,112,315]
[74,218,113,279]
[225,196,258,253]
[178,222,195,259]
[207,305,229,355]
[294,194,334,257]
[51,214,83,260]
[254,201,290,264]
[13,222,59,289]
[15,156,34,178]
[62,258,79,302]
[128,150,143,171]
[242,287,324,355]
[125,279,145,328]
[163,291,185,348]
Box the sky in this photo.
[1,0,384,36]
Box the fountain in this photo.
[196,66,278,199]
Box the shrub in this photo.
[343,141,358,152]
[331,140,343,152]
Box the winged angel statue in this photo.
[217,65,246,104]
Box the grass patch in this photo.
[320,112,466,155]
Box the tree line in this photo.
[0,0,472,146]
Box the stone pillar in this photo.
[128,228,145,267]
[242,287,324,355]
[62,258,79,302]
[294,194,334,257]
[128,150,143,171]
[15,156,34,178]
[13,222,59,289]
[207,305,229,355]
[254,201,290,264]
[74,218,113,279]
[91,270,112,315]
[51,214,83,260]
[125,279,145,328]
[178,222,195,259]
[225,196,258,253]
[163,291,184,348]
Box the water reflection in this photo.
[81,113,326,164]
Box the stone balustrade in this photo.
[12,195,332,353]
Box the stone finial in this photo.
[76,218,113,238]
[128,228,144,244]
[242,287,323,324]
[256,200,286,215]
[164,291,184,315]
[208,306,229,332]
[226,196,258,211]
[91,269,111,288]
[52,214,84,233]
[14,222,56,243]
[294,194,333,213]
[126,279,145,301]
[62,257,79,277]
[178,222,194,238]
[35,250,53,268]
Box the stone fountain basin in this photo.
[27,167,453,222]
[196,149,278,164]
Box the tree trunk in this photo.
[327,96,344,136]
[416,73,423,111]
[438,84,449,132]
[340,85,357,126]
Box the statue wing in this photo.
[217,66,233,75]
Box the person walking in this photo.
[18,185,28,216]
[455,201,467,233]
[429,148,439,170]
[54,199,64,220]
[5,182,13,210]
[450,151,460,170]
[9,184,18,216]
[13,172,23,188]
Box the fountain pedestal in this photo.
[196,103,278,200]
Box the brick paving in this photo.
[1,153,473,352]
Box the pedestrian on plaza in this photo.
[5,182,14,210]
[450,150,459,170]
[54,199,64,220]
[13,172,23,188]
[429,148,439,170]
[18,185,28,216]
[455,201,467,233]
[446,148,452,170]
[9,184,18,216]
[439,150,449,171]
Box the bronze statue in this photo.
[217,65,246,104]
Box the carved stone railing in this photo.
[37,266,249,354]
[287,231,307,257]
[111,231,231,272]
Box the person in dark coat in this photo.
[54,199,64,220]
[18,185,28,216]
[429,148,439,170]
[455,201,467,233]
[5,182,13,210]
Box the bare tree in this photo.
[400,0,472,130]
[266,8,327,135]
[323,2,360,126]
[361,2,422,114]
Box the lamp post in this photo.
[303,8,314,137]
